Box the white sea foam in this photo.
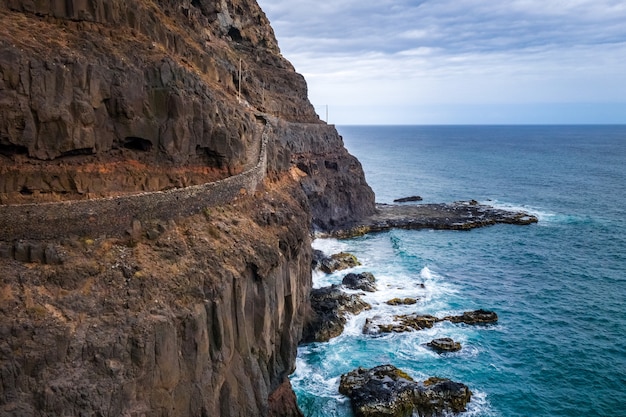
[312,237,348,254]
[484,199,555,224]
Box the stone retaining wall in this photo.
[0,126,269,243]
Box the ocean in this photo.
[290,125,626,417]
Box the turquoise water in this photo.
[291,125,626,417]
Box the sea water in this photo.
[290,125,626,417]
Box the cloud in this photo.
[257,0,626,123]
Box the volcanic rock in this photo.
[393,196,423,203]
[301,285,371,343]
[339,365,472,417]
[445,309,498,325]
[0,1,377,416]
[426,338,462,353]
[363,310,497,335]
[317,252,361,274]
[386,297,418,306]
[363,314,440,335]
[342,272,377,292]
[330,201,538,238]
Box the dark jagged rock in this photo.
[363,314,440,335]
[342,272,377,292]
[311,249,327,270]
[363,310,497,335]
[444,309,498,325]
[426,338,462,353]
[329,201,538,238]
[317,251,361,274]
[394,196,423,203]
[302,285,371,343]
[339,365,472,417]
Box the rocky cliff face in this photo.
[0,0,375,415]
[0,178,312,417]
[0,0,374,219]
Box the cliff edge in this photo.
[0,0,375,416]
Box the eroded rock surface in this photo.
[426,338,462,353]
[339,365,472,417]
[363,310,498,335]
[301,285,371,343]
[0,0,377,415]
[330,201,538,237]
[316,251,361,274]
[0,177,312,416]
[342,271,377,292]
[444,309,499,325]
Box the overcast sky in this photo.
[256,0,626,124]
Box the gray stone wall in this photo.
[0,128,268,243]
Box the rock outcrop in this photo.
[339,365,472,417]
[0,0,376,416]
[363,310,498,335]
[314,251,361,274]
[0,177,312,417]
[342,272,377,292]
[426,338,462,353]
[301,285,371,343]
[329,201,538,238]
[0,0,375,229]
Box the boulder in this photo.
[426,338,462,353]
[444,309,498,325]
[363,314,440,335]
[386,297,418,306]
[342,272,377,292]
[318,252,361,274]
[339,365,472,417]
[301,285,371,343]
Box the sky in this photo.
[256,0,626,124]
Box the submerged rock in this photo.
[343,272,377,292]
[301,285,371,343]
[426,338,462,353]
[339,365,472,417]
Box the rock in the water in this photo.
[386,297,418,306]
[302,285,371,343]
[343,272,377,292]
[318,252,361,274]
[363,314,440,335]
[445,309,498,325]
[311,249,327,270]
[330,201,538,238]
[426,338,462,353]
[339,365,472,417]
[393,196,423,203]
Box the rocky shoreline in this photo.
[306,240,518,416]
[326,200,538,238]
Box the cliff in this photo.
[0,0,375,416]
